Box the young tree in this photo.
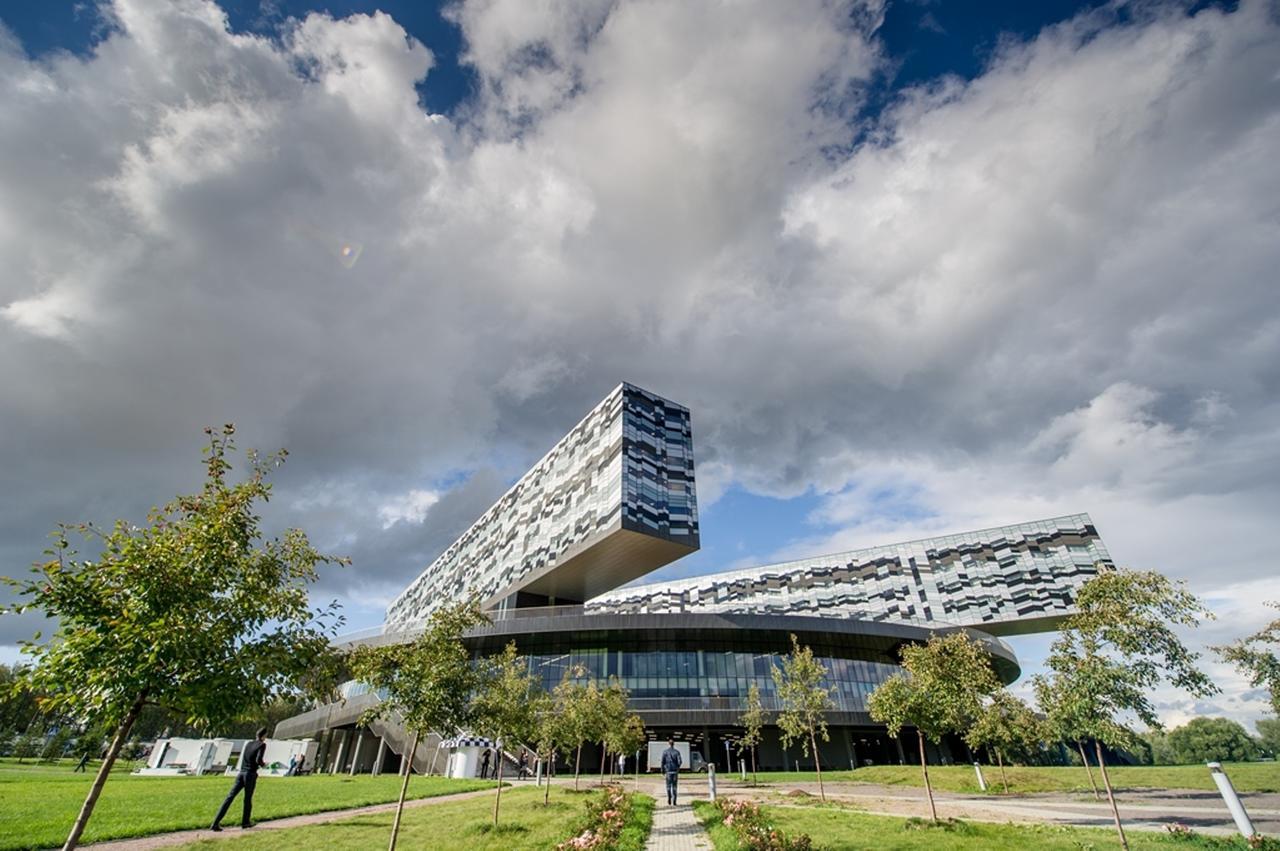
[555,675,598,791]
[473,642,539,826]
[530,688,561,805]
[595,679,629,785]
[868,631,1001,821]
[1032,568,1217,851]
[737,683,767,785]
[607,712,646,786]
[1,426,344,851]
[1035,675,1102,799]
[772,634,835,801]
[965,691,1043,793]
[1216,601,1279,714]
[349,600,489,851]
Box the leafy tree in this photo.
[349,600,489,851]
[554,674,598,791]
[1167,717,1259,764]
[737,683,767,785]
[1257,718,1280,759]
[473,642,539,826]
[869,631,1000,820]
[772,634,835,802]
[0,663,41,734]
[1216,601,1280,715]
[1,426,345,851]
[594,679,629,784]
[965,691,1043,793]
[12,727,42,762]
[1138,728,1177,766]
[606,712,646,783]
[1036,675,1103,798]
[530,688,561,805]
[1032,568,1217,851]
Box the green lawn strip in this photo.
[747,763,1280,795]
[0,767,490,850]
[693,799,1276,850]
[617,792,655,851]
[178,786,639,851]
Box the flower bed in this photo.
[714,798,812,851]
[557,784,636,850]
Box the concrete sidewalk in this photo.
[82,788,495,850]
[720,778,1280,838]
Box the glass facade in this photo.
[523,648,900,715]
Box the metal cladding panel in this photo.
[588,514,1112,636]
[385,383,698,627]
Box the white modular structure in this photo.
[229,738,318,776]
[139,737,247,775]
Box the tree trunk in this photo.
[491,744,504,826]
[1076,740,1101,801]
[1095,741,1128,850]
[996,750,1008,795]
[917,730,938,822]
[574,742,582,791]
[752,745,758,787]
[599,744,607,786]
[388,729,420,851]
[62,690,147,851]
[543,749,552,806]
[810,727,826,802]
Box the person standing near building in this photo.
[480,747,492,780]
[211,728,267,831]
[660,739,682,806]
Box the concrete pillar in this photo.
[332,731,348,775]
[349,729,365,776]
[373,738,387,776]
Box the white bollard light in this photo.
[708,763,717,801]
[973,762,987,792]
[1207,762,1255,838]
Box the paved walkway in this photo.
[720,779,1280,838]
[83,788,495,850]
[645,803,711,851]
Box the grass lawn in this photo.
[0,761,490,850]
[694,799,1277,850]
[747,762,1280,795]
[179,786,655,851]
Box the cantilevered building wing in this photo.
[385,383,698,627]
[589,514,1111,635]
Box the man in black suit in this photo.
[211,728,268,831]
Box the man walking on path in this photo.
[211,728,268,831]
[661,739,682,806]
[480,747,492,779]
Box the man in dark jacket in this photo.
[660,739,682,806]
[211,728,268,831]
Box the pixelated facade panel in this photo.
[385,383,698,626]
[588,515,1111,634]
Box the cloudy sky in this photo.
[2,0,1277,732]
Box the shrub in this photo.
[557,784,633,850]
[713,798,812,851]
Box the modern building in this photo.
[277,382,1112,774]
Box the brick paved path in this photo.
[645,803,711,851]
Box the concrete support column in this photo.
[332,731,348,775]
[373,738,387,776]
[349,729,366,776]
